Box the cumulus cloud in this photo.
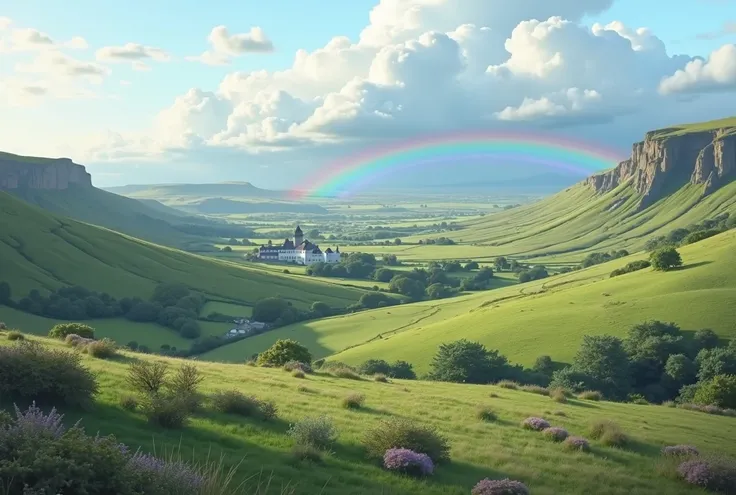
[16,51,109,83]
[1,26,88,52]
[659,44,736,94]
[96,43,170,64]
[187,26,273,65]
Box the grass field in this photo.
[2,332,734,495]
[202,300,253,318]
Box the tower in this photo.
[294,225,304,246]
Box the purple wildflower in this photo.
[662,445,699,457]
[10,402,67,439]
[563,436,591,452]
[678,458,736,492]
[383,448,434,476]
[521,416,550,431]
[542,426,569,442]
[471,478,530,495]
[127,451,206,492]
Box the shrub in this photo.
[283,360,313,374]
[363,417,450,463]
[288,415,338,449]
[85,338,118,359]
[0,341,98,408]
[542,427,569,442]
[374,373,389,383]
[119,394,138,411]
[127,361,169,395]
[49,322,95,339]
[693,374,736,409]
[564,436,591,452]
[210,390,277,420]
[471,478,530,495]
[428,339,511,384]
[662,400,676,408]
[650,247,683,271]
[383,448,434,477]
[7,330,24,341]
[64,333,91,347]
[520,385,548,395]
[141,393,190,428]
[476,405,497,422]
[342,393,365,409]
[390,360,417,379]
[677,457,736,492]
[257,339,312,367]
[549,388,568,403]
[589,419,628,447]
[359,359,392,376]
[497,380,519,389]
[0,321,6,330]
[169,363,204,412]
[662,445,699,457]
[290,443,323,463]
[678,403,736,416]
[578,390,603,401]
[292,369,306,379]
[521,417,550,431]
[332,366,361,380]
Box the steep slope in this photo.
[0,191,366,309]
[324,229,736,372]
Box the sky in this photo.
[1,0,736,189]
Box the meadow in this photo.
[1,331,734,495]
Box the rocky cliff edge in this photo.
[0,153,92,190]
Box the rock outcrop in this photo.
[0,154,92,191]
[587,128,736,209]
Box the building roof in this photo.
[295,225,303,234]
[325,248,333,254]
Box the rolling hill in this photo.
[0,191,368,341]
[203,229,736,370]
[106,181,284,199]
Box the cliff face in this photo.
[587,128,736,208]
[0,155,92,191]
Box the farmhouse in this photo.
[258,225,341,265]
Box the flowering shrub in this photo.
[65,333,94,348]
[363,417,450,463]
[283,360,313,373]
[0,340,98,408]
[288,415,338,449]
[563,436,591,452]
[471,478,530,495]
[383,448,434,476]
[662,445,699,457]
[542,426,569,442]
[127,451,206,493]
[521,417,550,431]
[677,458,736,492]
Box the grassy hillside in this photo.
[205,229,736,369]
[2,332,734,495]
[106,181,284,199]
[0,191,367,333]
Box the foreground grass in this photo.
[2,333,734,495]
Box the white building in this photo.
[258,225,341,265]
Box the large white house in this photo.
[258,226,341,265]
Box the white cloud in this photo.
[659,44,736,94]
[0,76,98,106]
[16,51,110,83]
[187,25,273,65]
[1,26,88,52]
[0,17,11,30]
[96,43,170,64]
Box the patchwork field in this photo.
[2,332,734,495]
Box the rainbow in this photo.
[289,131,623,199]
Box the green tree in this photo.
[473,267,494,283]
[664,354,697,385]
[464,261,479,270]
[426,283,450,300]
[0,282,10,305]
[257,339,312,367]
[427,339,510,384]
[48,322,95,339]
[310,301,331,317]
[373,268,396,283]
[221,246,233,253]
[696,347,736,382]
[179,319,201,339]
[394,238,402,245]
[693,374,736,408]
[389,276,426,299]
[693,329,720,352]
[359,292,392,309]
[572,335,631,399]
[253,297,291,323]
[390,360,416,379]
[493,257,509,271]
[649,247,683,271]
[151,282,191,307]
[533,355,554,375]
[359,359,392,375]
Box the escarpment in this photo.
[0,153,92,191]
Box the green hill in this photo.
[2,332,735,495]
[204,229,736,370]
[0,191,367,342]
[106,181,284,199]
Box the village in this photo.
[223,317,269,339]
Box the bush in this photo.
[141,393,190,428]
[390,360,417,379]
[677,457,736,492]
[257,339,312,367]
[542,427,569,442]
[119,395,138,411]
[578,390,603,401]
[374,373,389,383]
[383,448,434,477]
[342,393,365,409]
[650,247,683,271]
[359,359,392,376]
[520,385,548,395]
[427,339,511,384]
[563,436,591,452]
[127,361,169,395]
[210,390,277,420]
[7,330,24,341]
[288,415,338,449]
[65,333,92,347]
[521,417,550,431]
[283,360,312,374]
[549,388,568,403]
[471,478,530,495]
[662,445,699,457]
[290,443,323,463]
[332,366,361,380]
[363,417,450,464]
[292,369,306,379]
[49,322,95,339]
[496,380,519,390]
[677,403,736,416]
[476,405,497,422]
[0,341,98,408]
[589,419,628,447]
[693,374,736,409]
[169,363,204,412]
[85,338,118,359]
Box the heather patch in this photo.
[471,478,530,495]
[662,445,699,457]
[521,417,550,431]
[542,426,569,442]
[677,457,736,492]
[363,417,450,464]
[563,436,591,453]
[383,448,434,477]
